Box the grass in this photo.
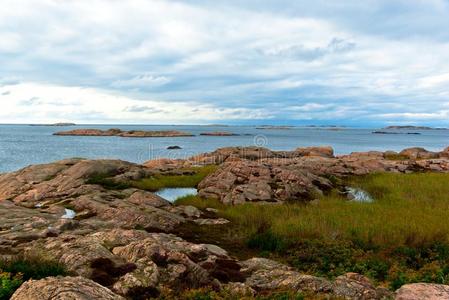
[0,256,66,299]
[86,173,131,190]
[132,165,217,192]
[174,172,449,288]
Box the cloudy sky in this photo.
[1,0,449,126]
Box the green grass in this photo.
[86,173,131,190]
[132,165,217,192]
[0,256,66,299]
[175,172,449,288]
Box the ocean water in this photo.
[0,124,448,173]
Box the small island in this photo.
[53,128,194,137]
[30,122,76,126]
[199,131,239,136]
[383,125,447,130]
[256,125,295,130]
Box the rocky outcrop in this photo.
[22,229,242,297]
[198,159,332,204]
[193,146,449,204]
[11,276,124,300]
[395,283,449,299]
[240,258,392,299]
[53,128,194,137]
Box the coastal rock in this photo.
[395,283,449,300]
[399,147,440,159]
[11,276,124,300]
[198,159,332,204]
[240,258,392,299]
[294,146,334,158]
[332,273,391,299]
[167,145,182,149]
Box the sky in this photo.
[1,0,449,126]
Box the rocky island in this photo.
[1,145,449,299]
[199,132,239,136]
[53,128,194,137]
[30,122,77,126]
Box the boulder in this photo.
[399,147,439,159]
[395,283,449,300]
[11,276,124,300]
[295,146,334,158]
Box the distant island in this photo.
[30,122,76,126]
[199,131,239,136]
[373,131,421,135]
[383,125,447,130]
[54,128,194,137]
[256,125,295,130]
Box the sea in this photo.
[0,124,448,173]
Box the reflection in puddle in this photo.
[346,187,373,203]
[156,188,198,202]
[61,208,76,219]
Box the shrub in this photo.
[132,165,217,191]
[0,271,23,300]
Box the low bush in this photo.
[132,165,217,191]
[0,256,66,299]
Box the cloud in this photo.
[0,82,271,123]
[111,74,171,89]
[261,38,356,61]
[0,0,449,125]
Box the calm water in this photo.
[156,188,198,202]
[0,124,448,173]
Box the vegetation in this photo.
[0,256,66,299]
[158,287,313,300]
[175,173,449,289]
[86,173,131,190]
[132,165,217,191]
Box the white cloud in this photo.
[111,75,171,88]
[0,0,449,125]
[0,82,271,123]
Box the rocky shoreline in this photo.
[1,146,449,299]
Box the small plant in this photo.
[0,271,23,300]
[0,256,66,299]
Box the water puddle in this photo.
[345,187,373,203]
[61,208,76,219]
[155,188,198,202]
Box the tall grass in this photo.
[176,173,449,286]
[132,165,217,191]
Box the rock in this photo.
[167,145,182,149]
[333,273,391,299]
[440,147,449,158]
[193,218,230,225]
[11,276,124,300]
[295,146,334,158]
[198,159,332,204]
[54,129,194,137]
[241,258,332,293]
[399,147,439,159]
[395,283,449,300]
